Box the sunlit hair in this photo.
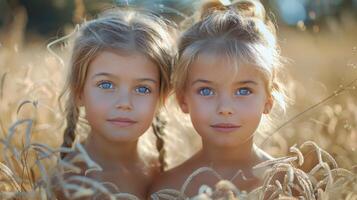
[59,8,177,160]
[173,0,287,112]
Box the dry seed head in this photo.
[198,184,213,196]
[180,167,222,195]
[289,145,304,166]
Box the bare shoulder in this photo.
[149,154,201,196]
[149,162,189,193]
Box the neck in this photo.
[84,132,140,168]
[200,139,259,168]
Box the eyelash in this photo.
[198,87,215,96]
[235,87,252,96]
[135,86,152,94]
[197,87,252,96]
[97,81,152,94]
[97,80,114,89]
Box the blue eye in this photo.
[135,86,151,94]
[236,88,251,96]
[98,81,114,89]
[199,87,214,96]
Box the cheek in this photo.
[83,87,105,105]
[188,97,213,122]
[239,103,264,126]
[133,95,159,118]
[243,96,266,111]
[86,92,114,110]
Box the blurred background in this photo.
[0,0,356,170]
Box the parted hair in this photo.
[59,9,177,162]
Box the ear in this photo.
[176,94,189,114]
[263,95,274,114]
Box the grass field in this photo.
[0,6,356,200]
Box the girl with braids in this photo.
[150,0,288,197]
[57,8,176,199]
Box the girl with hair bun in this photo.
[150,0,288,197]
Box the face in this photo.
[78,50,160,143]
[179,53,273,147]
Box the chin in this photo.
[104,133,141,143]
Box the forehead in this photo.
[88,50,159,79]
[188,52,265,83]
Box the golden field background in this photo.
[0,3,356,199]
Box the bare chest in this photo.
[181,172,261,197]
[88,169,152,199]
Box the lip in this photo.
[210,123,241,133]
[107,117,137,127]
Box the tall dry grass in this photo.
[0,5,356,200]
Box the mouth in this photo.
[107,117,137,127]
[210,123,241,133]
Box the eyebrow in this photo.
[91,72,115,79]
[136,78,158,84]
[191,79,212,86]
[234,80,258,85]
[91,73,158,83]
[191,79,258,86]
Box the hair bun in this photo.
[200,0,227,19]
[200,0,266,21]
[231,0,266,20]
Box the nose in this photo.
[115,88,133,111]
[217,94,234,116]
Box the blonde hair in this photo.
[173,0,286,111]
[59,9,177,160]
